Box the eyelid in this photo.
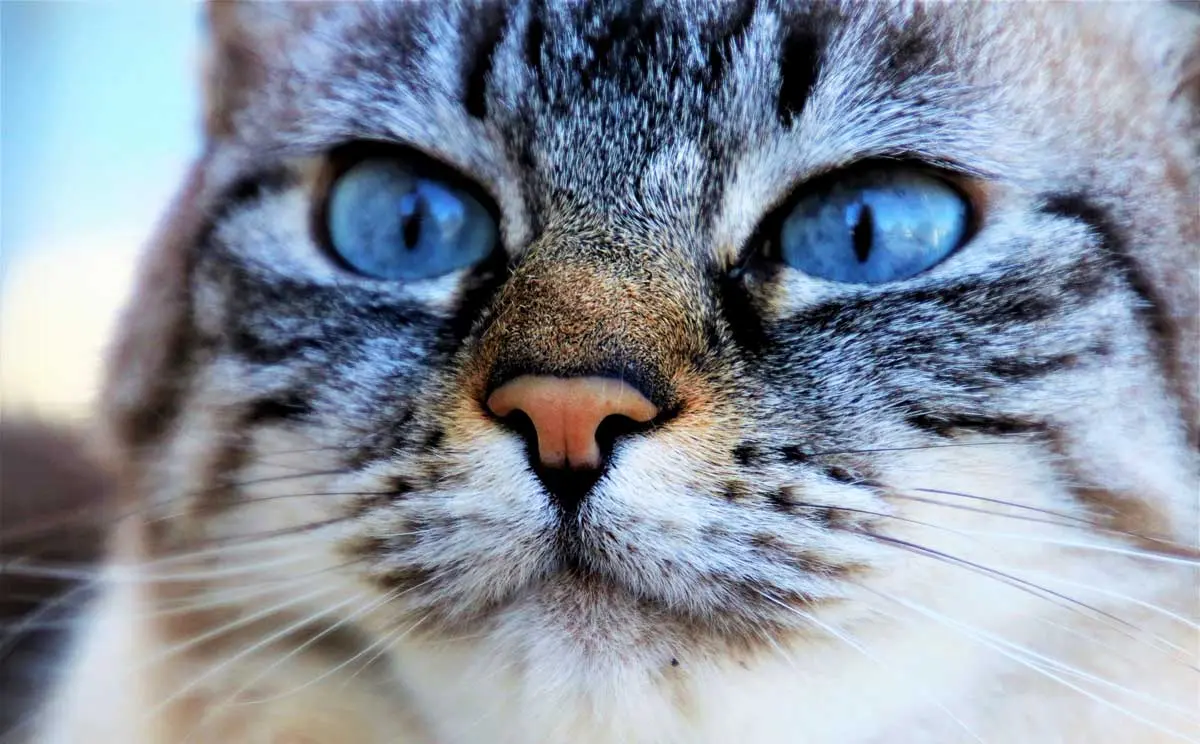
[311,141,504,273]
[732,158,983,275]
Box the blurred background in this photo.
[2,1,202,424]
[1,5,203,725]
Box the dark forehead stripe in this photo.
[776,18,823,128]
[462,1,508,119]
[705,0,758,89]
[517,1,756,110]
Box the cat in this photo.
[9,1,1199,742]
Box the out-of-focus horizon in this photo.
[1,2,202,421]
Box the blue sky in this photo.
[2,1,201,269]
[1,2,202,415]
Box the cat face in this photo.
[99,1,1197,739]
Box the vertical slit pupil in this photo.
[852,203,874,263]
[403,195,424,251]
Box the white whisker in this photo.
[868,587,1200,743]
[757,590,987,743]
[943,531,1200,567]
[144,590,367,730]
[142,584,339,671]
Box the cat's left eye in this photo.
[774,168,968,284]
[325,156,497,281]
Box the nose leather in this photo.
[486,375,659,469]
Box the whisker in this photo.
[177,586,407,744]
[0,580,94,661]
[937,531,1200,567]
[887,492,1096,531]
[860,531,1193,658]
[144,584,341,670]
[235,582,436,708]
[909,487,1098,525]
[2,549,321,584]
[0,468,367,544]
[1022,572,1200,633]
[143,589,367,728]
[801,440,1037,458]
[903,488,1196,554]
[339,612,435,692]
[868,588,1200,742]
[756,590,987,743]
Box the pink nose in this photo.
[486,376,659,469]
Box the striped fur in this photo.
[30,2,1199,743]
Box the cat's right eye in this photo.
[325,157,497,281]
[772,167,969,284]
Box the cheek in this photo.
[850,445,1082,621]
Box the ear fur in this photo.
[202,2,319,139]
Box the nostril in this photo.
[490,409,600,517]
[485,375,659,470]
[492,410,653,518]
[494,408,539,463]
[593,413,657,464]
[486,375,667,516]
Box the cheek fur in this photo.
[25,3,1196,743]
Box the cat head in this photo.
[100,0,1197,702]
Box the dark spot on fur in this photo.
[347,493,392,519]
[388,476,415,499]
[423,428,445,451]
[823,465,856,484]
[881,22,940,84]
[777,24,821,127]
[463,3,506,119]
[984,353,1083,381]
[766,488,794,513]
[523,6,545,81]
[806,505,837,530]
[701,524,733,543]
[227,329,325,366]
[906,412,1045,438]
[243,390,313,425]
[732,442,762,466]
[721,481,750,502]
[210,170,295,224]
[670,657,680,667]
[706,0,758,87]
[750,532,785,552]
[779,444,809,463]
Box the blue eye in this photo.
[777,169,968,284]
[326,158,497,281]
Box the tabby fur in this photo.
[26,2,1200,742]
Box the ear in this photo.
[98,3,322,474]
[201,1,319,138]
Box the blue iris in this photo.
[327,158,497,281]
[778,169,967,284]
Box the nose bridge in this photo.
[478,231,703,406]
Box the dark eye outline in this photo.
[734,159,980,282]
[312,141,503,280]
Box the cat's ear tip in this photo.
[200,1,310,46]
